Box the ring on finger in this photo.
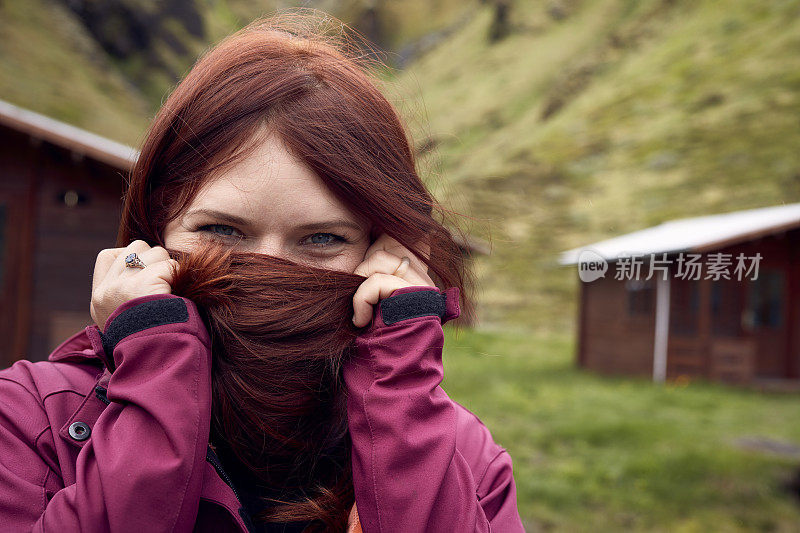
[392,256,411,277]
[124,252,146,269]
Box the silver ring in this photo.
[392,256,411,276]
[124,252,146,269]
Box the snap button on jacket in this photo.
[0,288,524,532]
[67,422,91,442]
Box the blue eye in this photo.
[304,233,345,246]
[198,224,242,238]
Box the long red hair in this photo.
[115,9,472,531]
[171,241,364,530]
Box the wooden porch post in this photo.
[653,274,671,382]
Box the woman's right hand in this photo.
[90,240,180,330]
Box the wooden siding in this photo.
[579,275,655,377]
[0,125,123,365]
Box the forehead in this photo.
[191,132,356,225]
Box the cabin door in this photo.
[746,267,788,378]
[708,278,755,382]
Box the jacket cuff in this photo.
[373,286,460,328]
[85,294,194,373]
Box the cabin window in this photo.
[711,279,744,336]
[671,279,698,336]
[626,279,654,316]
[747,270,784,328]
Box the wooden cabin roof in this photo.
[560,202,800,265]
[0,98,138,171]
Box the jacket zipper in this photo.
[205,447,243,503]
[206,446,257,532]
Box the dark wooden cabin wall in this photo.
[581,275,655,377]
[722,231,798,379]
[786,229,800,379]
[664,232,800,382]
[668,276,709,379]
[27,143,123,362]
[0,127,38,366]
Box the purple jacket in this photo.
[0,286,524,532]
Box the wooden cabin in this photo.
[0,99,136,366]
[561,204,800,388]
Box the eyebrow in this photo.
[184,209,365,233]
[294,219,365,233]
[184,209,252,228]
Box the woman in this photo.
[0,12,524,533]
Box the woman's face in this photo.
[163,131,372,272]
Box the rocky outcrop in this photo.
[57,0,205,83]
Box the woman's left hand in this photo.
[352,234,435,327]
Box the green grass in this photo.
[442,326,800,531]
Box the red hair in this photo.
[115,9,474,530]
[117,11,472,316]
[171,241,363,530]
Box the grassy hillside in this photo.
[0,0,470,145]
[387,0,800,329]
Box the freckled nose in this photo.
[254,237,285,258]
